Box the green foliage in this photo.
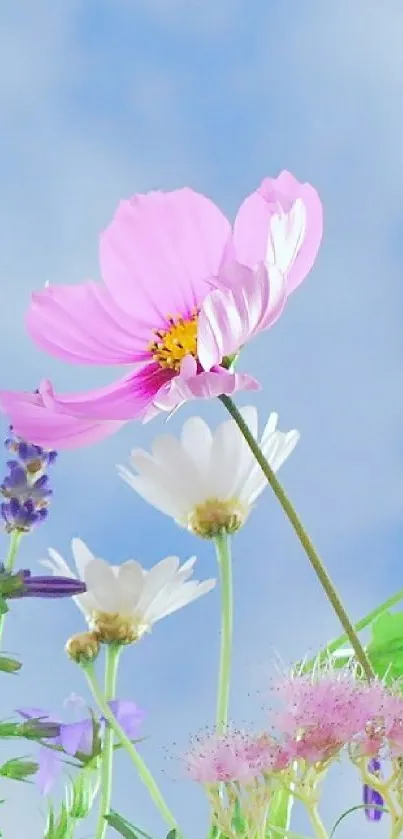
[264,788,293,837]
[43,803,74,839]
[0,756,37,781]
[366,609,403,681]
[105,811,159,839]
[0,655,21,674]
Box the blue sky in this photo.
[0,1,402,836]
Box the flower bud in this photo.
[65,632,100,664]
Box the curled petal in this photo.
[233,170,323,292]
[149,356,260,417]
[198,262,286,370]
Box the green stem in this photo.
[94,644,121,839]
[306,804,329,839]
[219,395,374,682]
[83,661,180,833]
[303,585,403,672]
[215,531,233,733]
[0,531,23,647]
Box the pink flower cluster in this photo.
[0,172,323,448]
[185,673,403,786]
[185,729,287,785]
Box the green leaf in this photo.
[300,586,403,674]
[0,598,9,616]
[367,610,403,681]
[231,798,247,834]
[264,788,294,838]
[329,803,388,837]
[0,756,38,781]
[166,832,178,839]
[43,802,74,839]
[105,811,150,839]
[0,655,21,674]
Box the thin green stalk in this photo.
[82,661,180,833]
[302,585,403,672]
[215,531,233,733]
[219,395,374,682]
[95,644,121,839]
[306,805,329,839]
[0,530,23,647]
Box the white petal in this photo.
[71,538,97,580]
[40,548,74,578]
[130,448,203,510]
[180,417,213,474]
[118,465,185,520]
[238,406,259,439]
[152,578,216,622]
[84,559,122,613]
[116,561,145,612]
[137,556,181,619]
[269,430,300,472]
[266,199,306,275]
[207,417,246,498]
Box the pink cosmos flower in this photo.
[1,173,322,448]
[274,673,383,764]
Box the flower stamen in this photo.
[149,312,198,371]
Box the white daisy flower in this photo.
[41,538,215,644]
[118,407,299,538]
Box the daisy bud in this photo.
[65,632,100,664]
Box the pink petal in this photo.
[233,170,323,292]
[99,188,231,323]
[0,386,125,449]
[149,356,260,416]
[27,281,153,365]
[48,364,173,420]
[197,262,287,370]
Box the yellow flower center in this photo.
[89,611,150,645]
[149,312,198,371]
[187,498,249,539]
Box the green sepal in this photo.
[0,655,21,674]
[43,802,73,839]
[0,756,38,781]
[104,811,157,839]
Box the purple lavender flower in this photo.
[1,426,57,532]
[17,700,146,794]
[0,568,86,599]
[363,757,384,822]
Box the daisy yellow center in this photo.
[187,498,249,539]
[89,610,150,645]
[149,313,198,371]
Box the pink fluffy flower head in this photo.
[184,728,286,785]
[1,172,322,448]
[275,671,384,764]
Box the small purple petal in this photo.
[363,758,384,822]
[18,574,86,598]
[108,700,146,739]
[36,746,62,795]
[58,720,93,756]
